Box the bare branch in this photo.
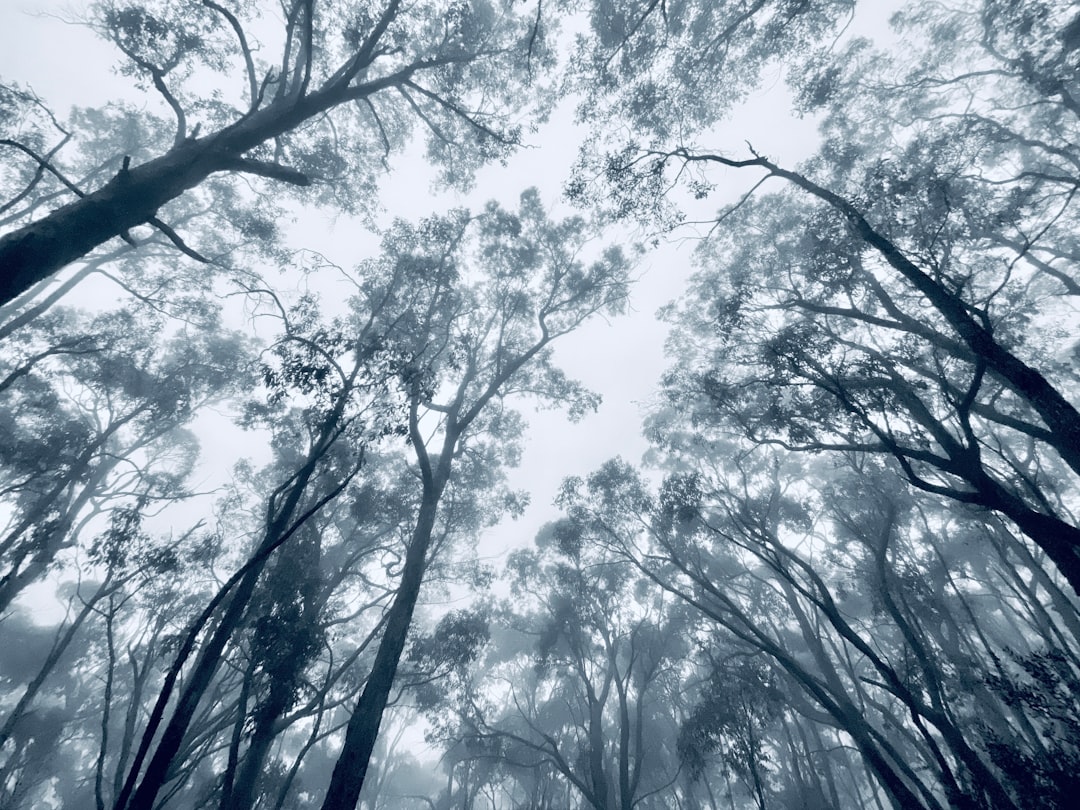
[362,98,392,169]
[146,216,213,263]
[327,0,404,88]
[403,79,518,146]
[0,136,83,200]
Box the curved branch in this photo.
[200,0,258,109]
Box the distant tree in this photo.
[552,452,1080,810]
[425,523,688,810]
[0,303,251,612]
[678,656,785,810]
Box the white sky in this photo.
[0,1,902,611]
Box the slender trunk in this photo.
[805,718,843,809]
[112,639,156,802]
[229,687,290,810]
[218,658,255,810]
[612,662,632,810]
[319,476,445,810]
[117,428,346,810]
[272,693,328,810]
[587,689,611,810]
[96,598,116,810]
[780,555,1016,810]
[123,569,265,810]
[749,607,935,810]
[744,716,767,810]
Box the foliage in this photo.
[2,2,1080,810]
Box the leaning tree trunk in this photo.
[318,469,446,810]
[0,0,414,308]
[115,412,349,810]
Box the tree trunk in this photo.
[318,477,444,810]
[0,4,418,308]
[116,416,343,810]
[0,139,231,305]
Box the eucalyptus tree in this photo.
[0,0,559,306]
[320,188,631,809]
[651,176,1080,593]
[0,303,252,612]
[677,654,788,810]
[583,0,1080,593]
[45,188,629,810]
[112,233,438,810]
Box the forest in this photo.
[1,0,1079,808]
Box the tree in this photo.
[551,452,1080,809]
[4,3,1080,809]
[0,0,555,306]
[588,0,1080,593]
[113,212,451,810]
[678,656,786,810]
[425,522,688,810]
[0,302,251,612]
[320,189,631,809]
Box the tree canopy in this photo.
[1,1,1079,809]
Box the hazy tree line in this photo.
[1,1,1078,808]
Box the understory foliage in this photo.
[1,1,1079,809]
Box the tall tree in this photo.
[321,189,631,809]
[0,0,556,305]
[0,303,251,612]
[425,523,688,810]
[554,453,1080,809]
[588,0,1080,593]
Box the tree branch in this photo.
[146,216,212,263]
[200,0,258,110]
[220,157,311,186]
